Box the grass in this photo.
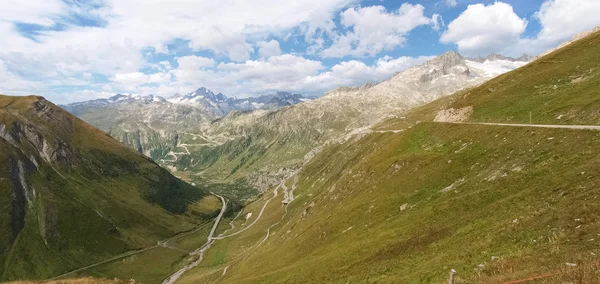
[0,96,221,281]
[190,123,600,283]
[75,247,189,283]
[5,277,127,284]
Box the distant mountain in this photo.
[0,95,217,281]
[468,53,533,63]
[63,88,312,117]
[63,94,165,115]
[60,89,312,165]
[166,88,312,112]
[233,92,311,110]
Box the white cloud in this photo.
[0,0,65,26]
[432,14,444,32]
[304,55,434,90]
[59,90,116,104]
[165,53,431,97]
[445,0,457,8]
[0,0,355,79]
[112,72,172,88]
[0,59,42,96]
[525,0,600,51]
[440,2,527,56]
[322,4,438,58]
[257,40,282,58]
[176,56,215,70]
[441,0,600,57]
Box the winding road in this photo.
[162,193,227,284]
[213,184,280,240]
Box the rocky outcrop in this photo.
[434,106,473,122]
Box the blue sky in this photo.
[1,0,599,103]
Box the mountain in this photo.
[61,53,527,195]
[63,94,166,116]
[165,51,529,190]
[0,95,219,281]
[174,27,600,284]
[167,87,234,117]
[232,92,311,111]
[60,89,315,195]
[468,53,533,63]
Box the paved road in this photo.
[213,184,280,240]
[445,121,600,130]
[162,193,227,284]
[375,122,600,134]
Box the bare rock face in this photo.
[434,106,473,122]
[419,51,470,83]
[1,97,81,171]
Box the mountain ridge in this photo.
[0,95,219,281]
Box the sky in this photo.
[1,0,599,104]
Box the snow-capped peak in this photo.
[167,87,229,105]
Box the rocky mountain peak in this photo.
[430,51,466,69]
[418,51,469,83]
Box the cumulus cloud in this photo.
[137,53,431,99]
[322,4,438,58]
[257,40,283,58]
[440,2,527,56]
[441,0,600,57]
[0,0,354,80]
[518,0,600,53]
[304,55,434,90]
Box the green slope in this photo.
[176,30,600,283]
[0,95,220,281]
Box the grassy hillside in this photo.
[0,95,221,281]
[172,30,600,283]
[427,29,599,126]
[6,277,126,284]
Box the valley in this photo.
[149,28,600,283]
[1,4,599,283]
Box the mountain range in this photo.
[63,89,312,118]
[61,52,530,193]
